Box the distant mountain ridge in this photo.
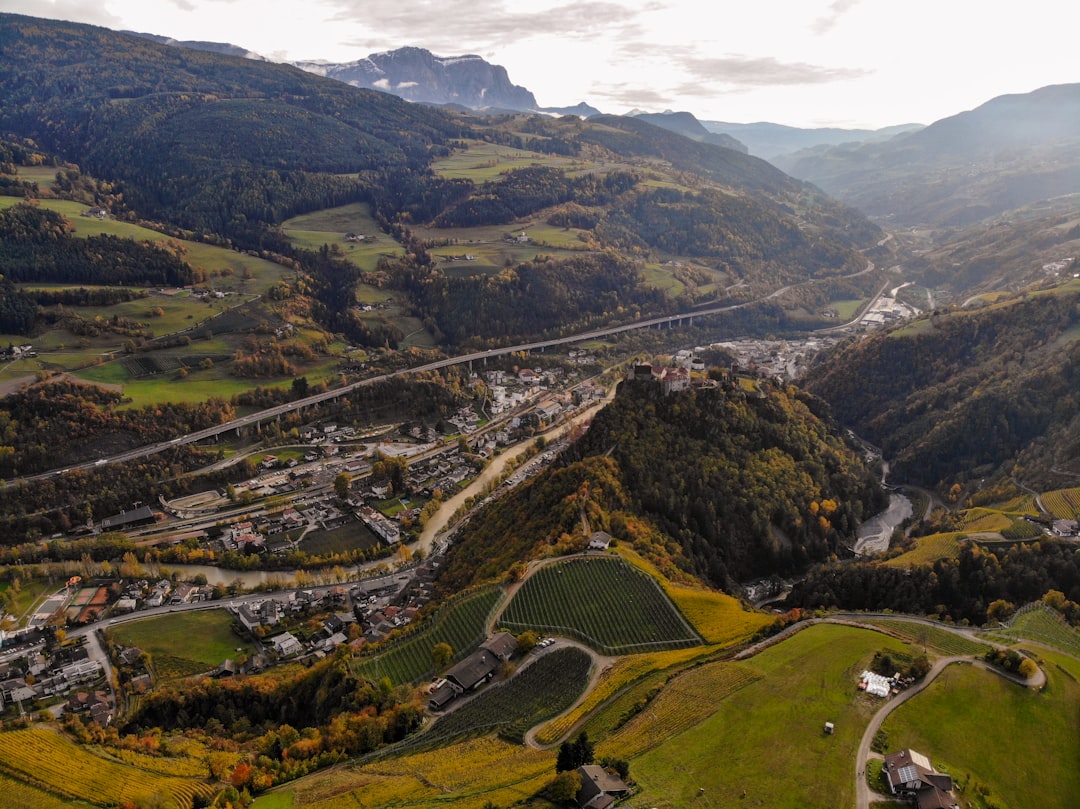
[704,120,923,161]
[778,83,1080,226]
[295,46,539,111]
[630,111,748,153]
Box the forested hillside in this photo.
[440,376,883,592]
[0,13,884,350]
[803,289,1080,490]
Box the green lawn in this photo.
[630,623,921,809]
[109,609,256,679]
[880,659,1080,809]
[430,140,579,180]
[0,578,57,627]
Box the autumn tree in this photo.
[432,642,453,671]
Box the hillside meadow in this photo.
[879,653,1080,809]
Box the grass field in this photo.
[879,659,1080,809]
[282,202,404,272]
[499,557,702,654]
[628,623,922,809]
[603,660,764,759]
[352,586,503,686]
[109,609,256,680]
[299,520,382,557]
[430,140,581,181]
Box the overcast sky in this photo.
[4,0,1075,128]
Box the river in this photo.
[855,492,913,556]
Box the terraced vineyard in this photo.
[860,619,989,656]
[0,728,215,808]
[885,532,963,567]
[1042,487,1080,520]
[499,557,702,654]
[418,647,592,748]
[0,772,80,809]
[353,586,503,685]
[996,603,1080,657]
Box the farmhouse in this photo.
[575,764,630,809]
[587,531,612,551]
[882,749,959,809]
[428,633,518,710]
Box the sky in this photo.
[3,0,1076,128]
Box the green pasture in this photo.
[0,197,292,295]
[287,231,402,272]
[251,794,294,809]
[13,164,61,190]
[109,609,257,680]
[630,623,922,809]
[430,140,579,181]
[830,298,865,320]
[880,659,1080,809]
[282,202,380,234]
[641,263,685,294]
[300,520,381,557]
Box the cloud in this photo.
[0,0,121,27]
[678,54,871,89]
[588,82,674,110]
[812,0,861,35]
[326,0,640,53]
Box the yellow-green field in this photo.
[886,532,964,567]
[0,728,215,809]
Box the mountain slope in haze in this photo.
[295,46,538,110]
[631,111,749,153]
[803,287,1080,491]
[706,120,922,161]
[780,83,1080,227]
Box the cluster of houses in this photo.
[1,641,105,719]
[882,749,959,809]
